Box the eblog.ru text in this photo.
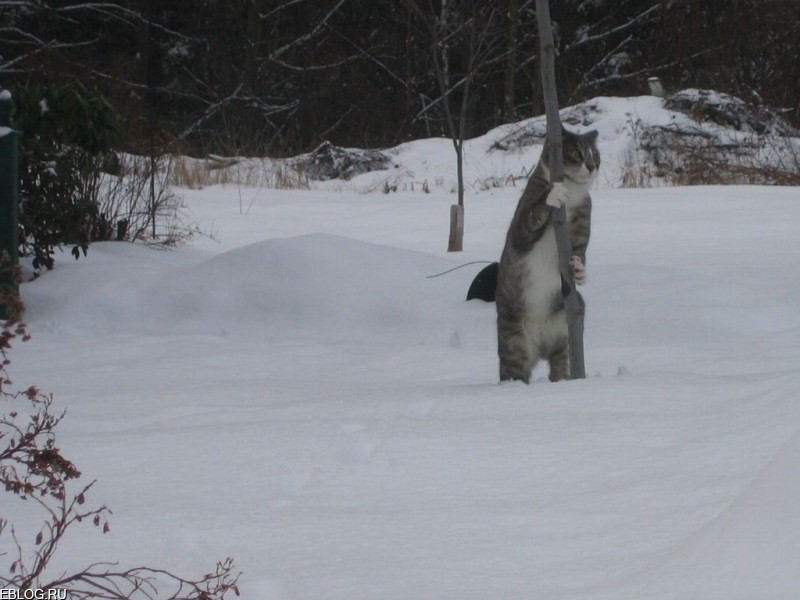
[0,590,67,599]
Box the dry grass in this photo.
[169,155,310,190]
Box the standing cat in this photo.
[496,127,599,383]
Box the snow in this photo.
[7,94,800,599]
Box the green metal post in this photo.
[0,90,20,320]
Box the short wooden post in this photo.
[0,90,20,320]
[448,204,464,252]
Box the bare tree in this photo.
[404,0,505,251]
[504,0,521,121]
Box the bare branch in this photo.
[572,39,736,98]
[326,26,409,88]
[259,0,309,21]
[269,0,349,60]
[565,2,664,52]
[45,558,240,600]
[569,33,634,98]
[317,105,355,141]
[51,3,191,40]
[0,30,99,72]
[266,53,358,73]
[173,85,298,146]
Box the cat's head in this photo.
[542,127,600,185]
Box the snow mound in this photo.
[146,233,461,340]
[21,234,477,343]
[488,95,630,152]
[326,91,800,190]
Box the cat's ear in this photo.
[584,129,599,142]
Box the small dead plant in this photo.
[1,261,240,599]
[621,116,800,187]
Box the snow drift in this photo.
[7,93,800,599]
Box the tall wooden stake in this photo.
[535,0,586,379]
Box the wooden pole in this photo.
[448,204,464,252]
[535,0,586,379]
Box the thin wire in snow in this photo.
[426,261,495,279]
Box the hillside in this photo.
[175,89,800,195]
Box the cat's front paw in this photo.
[570,255,587,285]
[545,182,569,209]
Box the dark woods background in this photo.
[3,0,800,158]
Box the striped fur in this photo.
[496,128,599,383]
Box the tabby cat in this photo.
[496,127,599,383]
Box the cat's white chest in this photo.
[563,179,591,214]
[521,225,561,314]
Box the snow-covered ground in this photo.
[7,95,800,599]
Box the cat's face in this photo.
[544,129,600,185]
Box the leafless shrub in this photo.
[93,155,189,245]
[619,116,657,188]
[638,125,800,186]
[619,117,800,188]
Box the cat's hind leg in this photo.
[547,343,570,382]
[498,317,537,383]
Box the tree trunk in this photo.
[244,0,262,91]
[144,0,157,239]
[504,0,519,120]
[535,0,586,380]
[450,139,464,251]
